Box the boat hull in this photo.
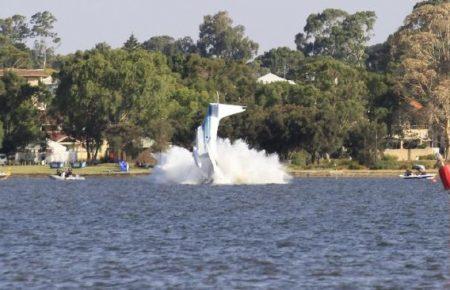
[399,174,435,179]
[49,175,85,181]
[0,173,10,180]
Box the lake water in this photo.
[0,177,448,288]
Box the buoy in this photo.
[435,153,450,190]
[439,165,450,189]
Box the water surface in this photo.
[0,177,448,288]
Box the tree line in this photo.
[0,0,448,166]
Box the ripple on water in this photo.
[0,177,448,288]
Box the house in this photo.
[49,132,108,161]
[0,68,55,111]
[0,68,53,86]
[257,73,296,85]
[384,125,440,161]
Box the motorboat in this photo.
[400,164,435,179]
[49,174,85,181]
[0,172,10,180]
[193,102,246,182]
[399,173,435,179]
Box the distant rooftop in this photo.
[257,73,295,85]
[0,68,50,78]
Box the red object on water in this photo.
[438,165,450,190]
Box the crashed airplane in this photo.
[193,103,246,182]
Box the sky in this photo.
[0,0,421,55]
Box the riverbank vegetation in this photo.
[0,0,448,167]
[5,163,149,176]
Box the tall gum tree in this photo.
[389,2,450,155]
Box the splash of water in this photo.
[151,139,291,185]
[46,140,69,163]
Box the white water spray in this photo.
[151,138,291,185]
[46,140,69,163]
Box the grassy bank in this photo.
[2,163,150,176]
[287,168,438,178]
[1,162,439,178]
[288,159,437,171]
[286,158,439,177]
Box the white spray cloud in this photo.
[46,140,69,163]
[151,138,291,185]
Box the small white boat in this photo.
[399,174,435,179]
[49,174,85,181]
[0,172,10,180]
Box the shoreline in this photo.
[288,169,439,178]
[7,172,151,178]
[2,165,439,178]
[1,164,151,178]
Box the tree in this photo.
[0,14,30,43]
[295,9,376,65]
[0,120,3,149]
[142,35,175,54]
[143,35,196,55]
[123,34,140,50]
[389,2,450,155]
[0,15,32,68]
[54,45,178,160]
[0,36,32,68]
[345,120,387,166]
[0,72,43,153]
[0,11,61,69]
[256,47,304,78]
[30,11,60,68]
[197,11,258,61]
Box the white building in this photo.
[257,73,296,85]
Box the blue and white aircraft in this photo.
[193,103,246,182]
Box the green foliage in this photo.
[197,11,258,61]
[54,46,178,159]
[418,154,436,160]
[123,34,141,50]
[345,121,387,166]
[388,1,450,153]
[295,9,376,65]
[370,154,399,169]
[256,47,304,79]
[0,72,44,153]
[0,120,3,149]
[0,11,59,68]
[142,35,196,55]
[289,150,311,167]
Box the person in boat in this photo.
[65,168,73,177]
[56,168,62,176]
[404,169,413,176]
[412,164,427,175]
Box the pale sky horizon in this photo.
[0,0,421,55]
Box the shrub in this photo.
[289,150,311,167]
[418,154,436,160]
[381,154,398,161]
[371,155,400,169]
[335,159,365,169]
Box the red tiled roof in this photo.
[49,132,68,142]
[0,68,50,78]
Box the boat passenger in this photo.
[56,169,62,176]
[66,168,73,177]
[404,169,412,176]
